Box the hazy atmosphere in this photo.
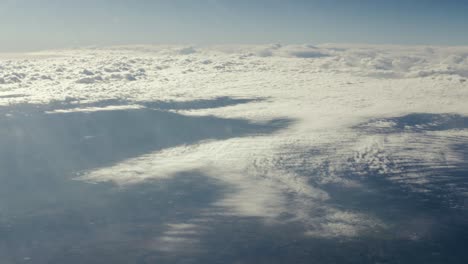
[1,0,468,51]
[1,1,467,264]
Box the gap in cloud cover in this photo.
[1,38,468,263]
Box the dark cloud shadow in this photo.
[0,98,294,263]
[0,172,232,264]
[315,112,468,263]
[140,96,265,110]
[2,107,468,264]
[355,113,468,133]
[1,96,264,114]
[350,113,468,210]
[0,98,290,185]
[256,112,468,264]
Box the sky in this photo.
[0,0,468,51]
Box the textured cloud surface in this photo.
[0,44,467,263]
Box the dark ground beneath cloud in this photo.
[0,99,467,264]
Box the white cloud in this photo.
[1,44,467,246]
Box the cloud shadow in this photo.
[355,113,468,133]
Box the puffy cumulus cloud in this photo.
[316,44,468,79]
[202,44,468,79]
[189,43,468,79]
[2,43,468,101]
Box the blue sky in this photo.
[1,0,467,51]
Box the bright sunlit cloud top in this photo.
[1,0,468,51]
